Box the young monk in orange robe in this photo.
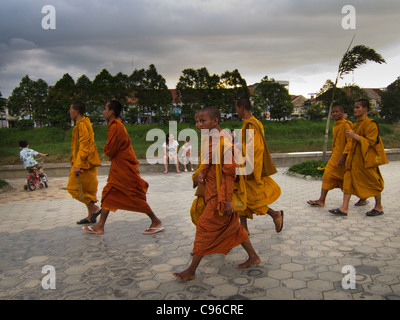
[173,106,260,281]
[82,100,164,235]
[307,105,367,207]
[329,99,388,216]
[235,97,283,234]
[67,101,102,224]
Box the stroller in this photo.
[23,156,49,191]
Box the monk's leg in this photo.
[173,254,203,281]
[237,238,261,269]
[146,211,163,229]
[87,208,110,234]
[240,216,248,233]
[373,194,383,212]
[308,188,328,207]
[339,193,351,214]
[266,208,284,233]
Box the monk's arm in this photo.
[103,124,121,159]
[74,122,91,169]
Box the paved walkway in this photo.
[0,162,399,300]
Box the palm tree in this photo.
[322,36,386,161]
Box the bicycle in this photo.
[23,155,49,191]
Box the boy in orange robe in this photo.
[67,101,102,224]
[307,105,367,207]
[329,99,388,216]
[82,100,164,235]
[173,106,260,281]
[235,98,283,234]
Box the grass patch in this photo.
[0,179,13,192]
[287,160,328,178]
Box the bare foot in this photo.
[236,256,261,269]
[273,210,284,233]
[82,225,104,235]
[172,270,196,281]
[307,200,324,207]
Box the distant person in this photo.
[307,105,367,207]
[235,97,283,234]
[181,136,194,172]
[66,101,102,225]
[19,140,48,174]
[163,133,181,173]
[82,100,164,235]
[329,99,388,216]
[173,106,260,281]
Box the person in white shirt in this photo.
[181,137,194,172]
[162,133,181,173]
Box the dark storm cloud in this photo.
[1,0,399,97]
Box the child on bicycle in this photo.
[19,140,48,174]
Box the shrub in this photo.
[287,160,327,178]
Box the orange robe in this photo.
[343,118,385,198]
[101,118,152,213]
[321,119,353,190]
[67,117,101,205]
[190,160,205,226]
[239,116,281,219]
[193,129,248,256]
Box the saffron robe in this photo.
[321,119,353,191]
[193,129,248,256]
[239,116,281,219]
[67,117,101,205]
[190,160,205,226]
[343,118,385,198]
[101,118,152,214]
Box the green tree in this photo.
[7,75,49,126]
[220,69,249,114]
[321,38,386,160]
[47,73,76,128]
[176,67,221,122]
[129,64,172,123]
[253,76,293,120]
[75,74,93,105]
[381,76,400,123]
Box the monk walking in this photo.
[329,99,388,216]
[67,101,102,224]
[235,97,283,234]
[82,100,164,235]
[173,106,260,281]
[307,105,367,207]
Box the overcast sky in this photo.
[1,0,399,98]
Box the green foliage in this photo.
[288,160,327,178]
[381,76,400,123]
[0,179,11,190]
[253,76,293,119]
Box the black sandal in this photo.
[366,209,384,217]
[76,209,101,224]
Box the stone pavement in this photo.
[0,162,399,300]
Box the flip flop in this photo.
[307,200,324,207]
[366,209,384,216]
[82,226,102,235]
[329,208,347,216]
[143,225,165,235]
